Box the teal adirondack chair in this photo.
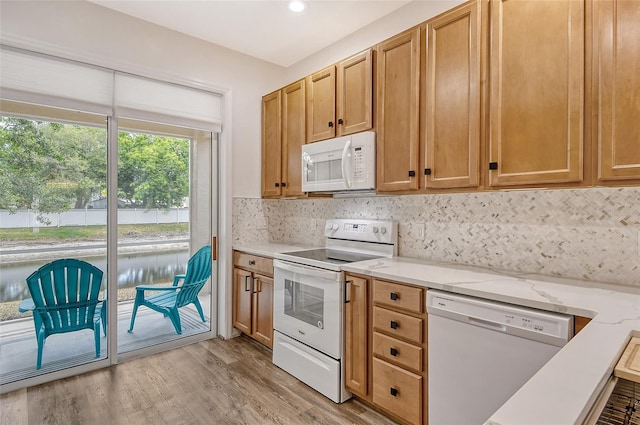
[128,245,212,335]
[22,259,105,369]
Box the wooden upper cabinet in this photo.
[306,66,336,142]
[594,0,640,182]
[282,79,306,197]
[424,0,482,189]
[376,27,421,192]
[337,49,374,137]
[261,90,282,197]
[489,0,584,187]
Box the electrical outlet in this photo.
[412,222,426,241]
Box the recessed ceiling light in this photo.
[289,1,306,13]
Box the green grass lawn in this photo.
[0,223,188,242]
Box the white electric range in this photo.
[272,218,398,403]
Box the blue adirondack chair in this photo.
[21,259,105,370]
[128,245,212,335]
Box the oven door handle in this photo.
[274,260,342,282]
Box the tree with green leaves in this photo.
[117,132,189,209]
[1,115,190,226]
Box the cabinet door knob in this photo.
[281,182,287,187]
[408,170,416,177]
[328,121,334,128]
[390,292,398,301]
[424,168,432,176]
[275,182,280,187]
[248,260,255,266]
[489,162,498,170]
[390,320,398,329]
[390,347,398,356]
[390,387,398,397]
[337,118,344,125]
[244,275,251,292]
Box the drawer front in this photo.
[233,251,273,277]
[373,279,424,313]
[373,332,422,372]
[373,358,422,425]
[373,306,423,344]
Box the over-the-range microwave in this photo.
[301,131,375,193]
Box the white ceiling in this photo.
[88,0,411,67]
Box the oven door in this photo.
[273,259,343,359]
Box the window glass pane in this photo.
[116,119,212,354]
[0,105,108,382]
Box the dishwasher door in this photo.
[427,290,573,425]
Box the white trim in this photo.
[217,88,233,339]
[107,115,119,365]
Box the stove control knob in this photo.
[380,227,387,235]
[332,224,339,230]
[326,224,333,231]
[372,227,379,234]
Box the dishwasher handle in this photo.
[467,316,507,333]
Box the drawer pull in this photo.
[248,260,256,266]
[390,320,398,329]
[390,292,398,301]
[390,347,398,356]
[390,387,398,397]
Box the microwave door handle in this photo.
[341,139,352,189]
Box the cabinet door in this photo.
[306,66,336,142]
[337,49,373,137]
[376,27,421,192]
[232,268,253,334]
[282,79,306,196]
[489,0,584,186]
[424,1,481,189]
[344,275,369,398]
[261,91,282,197]
[594,0,640,181]
[252,274,273,349]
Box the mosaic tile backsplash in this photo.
[233,187,640,288]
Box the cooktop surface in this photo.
[281,248,382,265]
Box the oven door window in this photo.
[284,279,325,329]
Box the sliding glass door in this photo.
[0,46,221,392]
[115,119,217,356]
[0,101,109,383]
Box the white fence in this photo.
[0,208,189,228]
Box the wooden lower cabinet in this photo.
[373,358,423,425]
[344,273,427,425]
[344,274,369,398]
[232,251,274,348]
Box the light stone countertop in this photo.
[341,256,640,425]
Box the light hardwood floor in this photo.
[1,336,397,425]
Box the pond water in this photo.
[0,250,189,303]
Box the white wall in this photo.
[275,0,466,90]
[0,0,284,199]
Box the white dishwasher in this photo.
[427,290,573,425]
